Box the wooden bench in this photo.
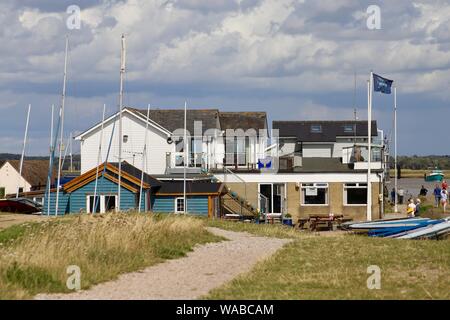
[307,214,345,231]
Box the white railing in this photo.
[166,151,270,171]
[342,145,383,164]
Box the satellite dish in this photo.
[167,137,173,144]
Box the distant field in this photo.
[390,169,450,178]
[206,220,450,300]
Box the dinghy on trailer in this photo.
[345,217,431,230]
[396,219,450,239]
[368,220,444,238]
[0,198,42,214]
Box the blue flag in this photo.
[373,73,393,94]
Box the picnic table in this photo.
[297,214,352,231]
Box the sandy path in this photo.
[0,213,44,230]
[36,227,290,300]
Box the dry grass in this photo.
[207,220,450,300]
[0,213,221,299]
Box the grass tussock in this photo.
[207,220,450,300]
[0,213,221,299]
[207,219,301,239]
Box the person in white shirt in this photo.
[407,198,416,217]
[441,189,448,213]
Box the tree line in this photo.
[389,155,450,170]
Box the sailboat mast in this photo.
[47,104,54,215]
[183,100,187,214]
[353,72,357,145]
[93,104,106,214]
[55,35,69,216]
[45,104,55,216]
[69,131,73,172]
[139,104,150,213]
[16,104,31,198]
[117,34,126,212]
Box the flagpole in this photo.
[118,34,126,212]
[394,87,398,213]
[139,104,150,213]
[367,72,373,221]
[183,100,187,214]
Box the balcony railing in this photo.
[278,152,303,171]
[165,152,267,172]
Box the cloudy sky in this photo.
[1,0,449,156]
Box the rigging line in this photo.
[60,134,70,171]
[44,105,62,215]
[98,112,118,210]
[67,38,82,162]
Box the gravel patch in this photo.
[36,227,290,300]
[0,213,44,230]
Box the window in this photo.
[33,197,44,205]
[310,125,322,133]
[87,195,101,213]
[123,135,129,143]
[0,187,5,199]
[301,183,328,205]
[18,187,24,194]
[104,196,117,212]
[175,197,185,213]
[175,138,186,167]
[86,195,117,213]
[344,183,367,205]
[190,137,203,167]
[343,124,354,133]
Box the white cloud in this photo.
[1,0,450,155]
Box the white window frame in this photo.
[343,124,354,133]
[86,195,118,213]
[33,197,44,204]
[257,183,287,214]
[175,197,185,213]
[300,183,329,206]
[310,124,322,133]
[343,183,367,206]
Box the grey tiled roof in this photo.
[129,108,220,135]
[219,112,267,132]
[109,161,162,187]
[129,108,268,135]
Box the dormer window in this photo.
[343,124,354,133]
[310,125,322,133]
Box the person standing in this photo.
[391,188,396,203]
[414,198,421,216]
[433,184,442,208]
[441,189,448,213]
[419,185,428,197]
[407,198,416,217]
[398,188,405,204]
[442,180,448,191]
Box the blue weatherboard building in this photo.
[152,180,225,217]
[43,161,224,217]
